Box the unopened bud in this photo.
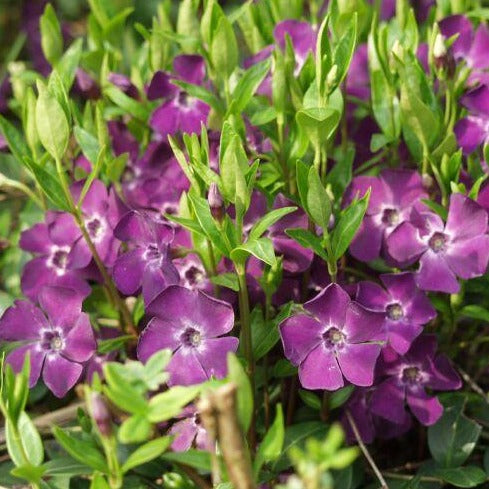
[208,183,224,221]
[90,392,112,437]
[422,173,434,190]
[433,34,455,78]
[326,65,338,89]
[433,34,447,59]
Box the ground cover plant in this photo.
[2,0,489,488]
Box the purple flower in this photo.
[273,20,316,71]
[169,406,210,452]
[149,55,210,137]
[108,72,139,99]
[0,286,96,398]
[174,254,211,292]
[19,212,91,301]
[113,211,179,304]
[51,180,127,270]
[387,193,489,293]
[370,335,461,425]
[74,69,100,100]
[356,273,436,354]
[454,84,489,154]
[137,285,238,386]
[439,15,489,84]
[279,283,385,391]
[344,170,428,263]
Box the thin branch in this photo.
[346,410,389,489]
[457,366,489,404]
[178,463,212,489]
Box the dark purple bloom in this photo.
[356,273,436,354]
[454,84,489,154]
[370,335,461,425]
[344,170,428,263]
[440,15,489,84]
[138,285,238,386]
[19,212,91,302]
[74,69,101,100]
[0,286,96,398]
[169,406,210,452]
[346,44,370,101]
[113,211,179,304]
[387,193,489,293]
[150,55,210,138]
[108,73,139,99]
[174,254,211,292]
[51,180,127,270]
[279,284,385,391]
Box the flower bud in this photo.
[433,34,455,78]
[208,183,224,222]
[90,392,112,437]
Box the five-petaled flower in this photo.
[0,286,96,398]
[137,285,238,386]
[279,283,385,391]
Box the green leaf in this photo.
[118,415,152,444]
[228,59,271,115]
[248,206,297,241]
[329,385,355,410]
[332,14,357,89]
[104,86,151,121]
[121,437,172,473]
[10,465,45,484]
[231,237,277,267]
[458,305,489,323]
[90,473,111,489]
[36,82,70,160]
[0,115,32,165]
[161,450,211,472]
[6,412,44,467]
[165,213,206,237]
[209,273,240,292]
[52,427,108,473]
[254,404,284,475]
[97,335,133,354]
[285,228,329,262]
[172,81,224,114]
[227,353,253,433]
[43,457,93,477]
[23,157,71,211]
[74,126,100,165]
[298,390,321,410]
[211,16,238,80]
[433,466,486,488]
[296,107,340,150]
[250,305,289,361]
[428,403,481,468]
[148,386,202,423]
[57,38,83,91]
[307,166,331,230]
[331,189,370,260]
[188,193,230,256]
[220,133,249,207]
[40,4,63,65]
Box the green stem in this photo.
[236,265,256,448]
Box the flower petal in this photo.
[298,344,344,391]
[337,343,381,386]
[43,354,83,398]
[280,314,323,365]
[304,283,350,328]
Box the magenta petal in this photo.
[114,211,154,243]
[137,317,182,362]
[469,24,489,70]
[174,55,206,85]
[386,221,426,264]
[150,101,180,137]
[405,291,436,325]
[387,320,423,354]
[380,272,416,302]
[147,71,178,100]
[272,236,314,273]
[113,249,145,295]
[280,314,323,365]
[356,281,390,310]
[445,235,489,280]
[167,348,208,386]
[43,354,83,398]
[38,286,82,330]
[68,237,93,269]
[454,117,486,154]
[298,344,344,390]
[6,345,44,387]
[19,223,51,253]
[370,378,406,423]
[406,387,443,425]
[417,252,459,293]
[381,169,426,208]
[429,355,462,391]
[73,180,109,216]
[170,418,197,452]
[344,176,385,214]
[446,193,488,240]
[195,336,239,380]
[344,303,384,343]
[47,212,81,246]
[62,314,96,362]
[0,300,47,341]
[461,85,489,116]
[349,216,384,262]
[304,283,349,328]
[337,343,380,386]
[439,15,473,58]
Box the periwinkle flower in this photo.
[49,180,127,270]
[356,272,436,354]
[0,286,96,398]
[137,285,238,386]
[113,210,179,304]
[279,283,385,391]
[174,254,210,292]
[149,55,210,137]
[387,193,489,293]
[454,84,489,154]
[343,170,427,263]
[370,335,461,426]
[19,212,90,301]
[169,406,210,452]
